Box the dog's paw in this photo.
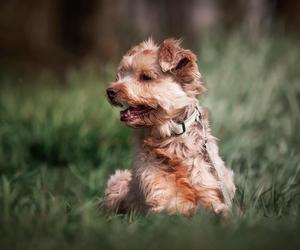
[212,203,231,216]
[104,170,132,211]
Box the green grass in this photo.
[0,34,299,249]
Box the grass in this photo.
[0,33,299,249]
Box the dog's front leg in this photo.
[138,169,197,215]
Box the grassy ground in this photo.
[0,34,299,249]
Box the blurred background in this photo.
[0,0,300,74]
[0,1,300,249]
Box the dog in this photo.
[104,38,235,216]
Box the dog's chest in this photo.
[133,136,212,184]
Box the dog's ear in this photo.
[158,38,206,96]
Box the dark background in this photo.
[0,0,299,74]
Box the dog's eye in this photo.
[140,74,152,81]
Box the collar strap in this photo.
[172,106,201,136]
[171,105,232,208]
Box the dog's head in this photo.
[106,38,206,128]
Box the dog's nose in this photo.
[106,88,118,100]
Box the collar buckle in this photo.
[174,122,186,136]
[173,106,200,136]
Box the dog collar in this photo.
[172,106,201,136]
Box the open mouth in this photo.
[120,105,153,122]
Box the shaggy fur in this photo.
[104,38,236,216]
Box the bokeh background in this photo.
[1,0,300,73]
[0,1,299,250]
